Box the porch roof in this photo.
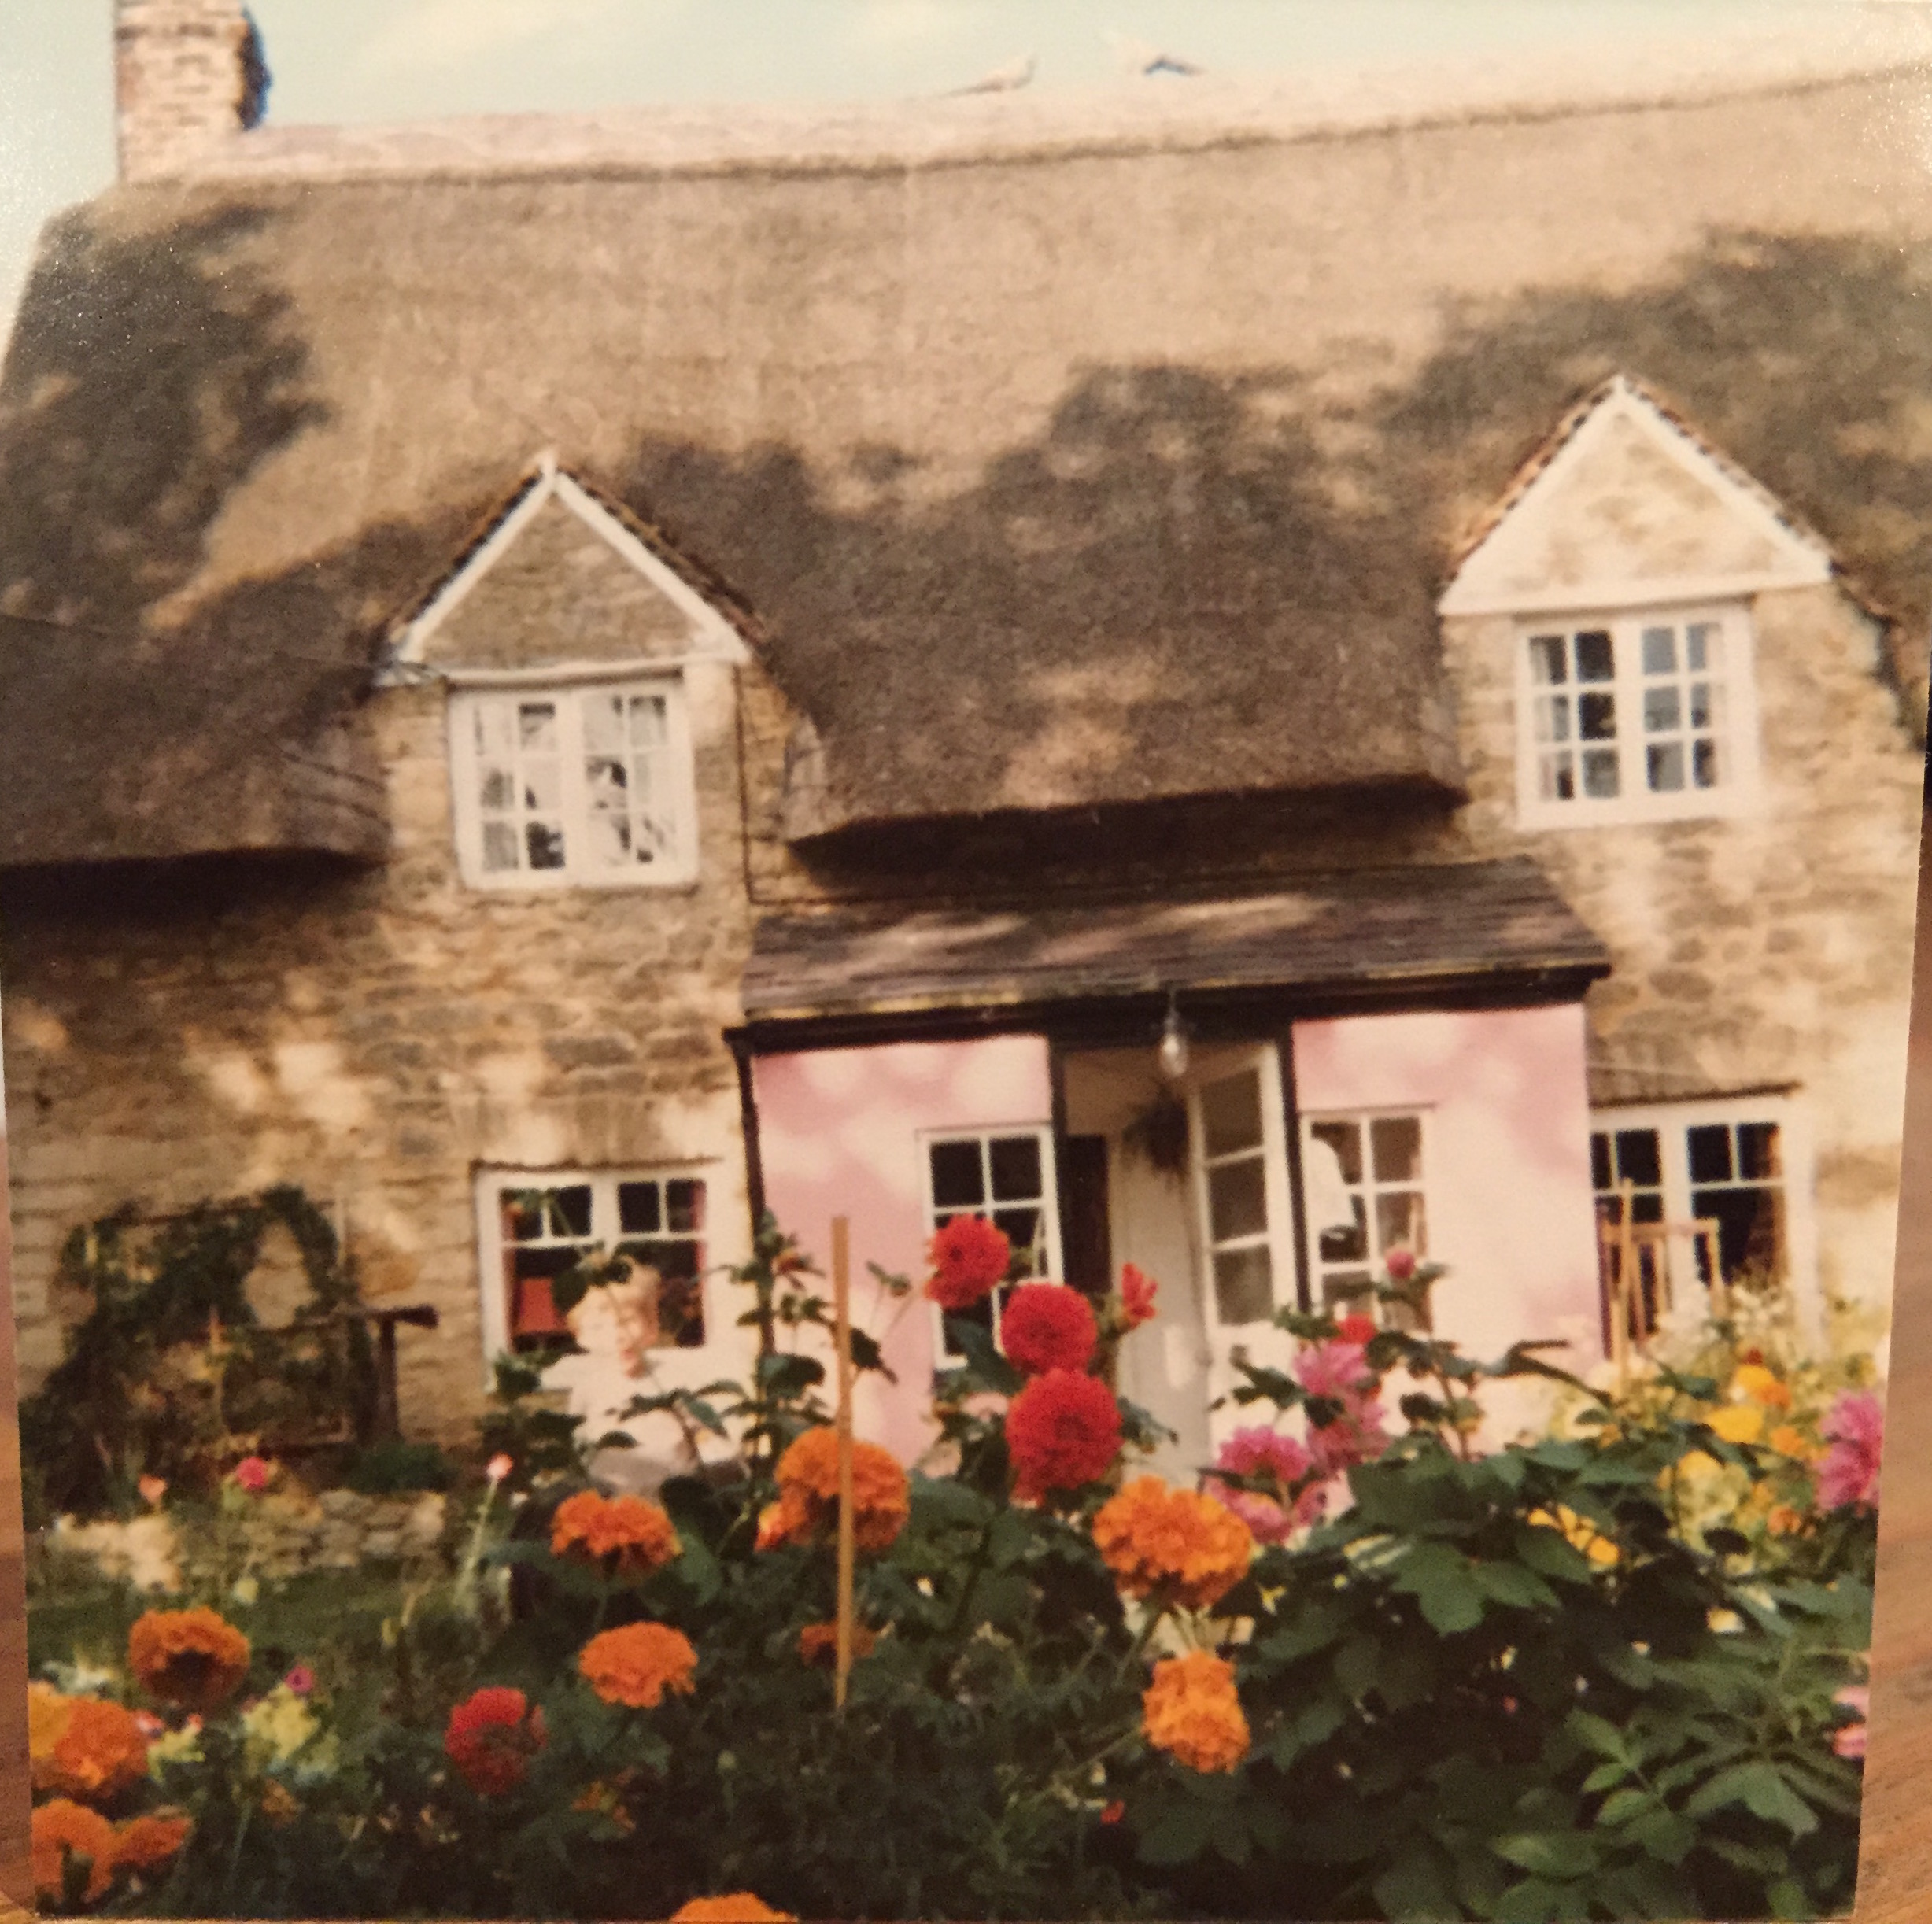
[737,858,1610,1044]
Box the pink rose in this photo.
[232,1455,273,1494]
[283,1665,316,1697]
[1833,1684,1869,1760]
[1815,1391,1882,1512]
[1385,1249,1417,1282]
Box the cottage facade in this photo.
[0,4,1925,1475]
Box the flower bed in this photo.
[24,1228,1877,1921]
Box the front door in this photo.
[1187,1046,1301,1442]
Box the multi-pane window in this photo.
[923,1128,1060,1362]
[483,1172,707,1357]
[449,679,694,888]
[1590,1106,1789,1339]
[1520,609,1752,826]
[1198,1066,1278,1328]
[1302,1113,1431,1331]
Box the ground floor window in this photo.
[922,1127,1061,1364]
[478,1170,707,1358]
[1590,1101,1789,1338]
[1302,1110,1432,1331]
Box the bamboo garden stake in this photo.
[831,1214,856,1711]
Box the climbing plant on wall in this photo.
[20,1184,378,1523]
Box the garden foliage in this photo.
[25,1218,1876,1920]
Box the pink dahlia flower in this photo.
[1206,1427,1327,1544]
[1816,1390,1883,1512]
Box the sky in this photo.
[0,0,1890,338]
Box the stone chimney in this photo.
[114,1,271,183]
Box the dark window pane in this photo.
[618,1182,662,1235]
[1310,1119,1362,1186]
[666,1180,705,1234]
[1319,1198,1369,1265]
[929,1140,985,1209]
[1692,1185,1786,1283]
[1693,737,1721,788]
[1213,1246,1273,1326]
[1643,685,1682,733]
[1321,1271,1374,1310]
[1612,1130,1662,1187]
[548,1186,593,1238]
[1576,631,1615,681]
[1201,1069,1264,1158]
[1590,1134,1612,1191]
[1737,1124,1781,1181]
[1376,1191,1425,1257]
[992,1207,1042,1275]
[1579,692,1617,741]
[1647,741,1685,792]
[1641,626,1678,674]
[1208,1158,1268,1243]
[526,821,567,870]
[1632,1191,1665,1224]
[1529,636,1567,685]
[988,1135,1043,1202]
[1687,1125,1734,1184]
[942,1293,995,1355]
[1370,1116,1422,1184]
[1582,748,1620,797]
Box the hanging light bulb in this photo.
[1156,994,1190,1082]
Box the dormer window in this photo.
[1518,605,1760,827]
[449,676,696,889]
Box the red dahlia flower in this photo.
[1119,1265,1158,1329]
[1000,1283,1097,1375]
[444,1686,547,1796]
[926,1215,1011,1310]
[1006,1370,1121,1500]
[1335,1313,1379,1346]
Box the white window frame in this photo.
[1187,1046,1300,1339]
[447,668,698,891]
[474,1165,715,1372]
[919,1124,1062,1368]
[1299,1106,1435,1329]
[1588,1096,1817,1328]
[1513,602,1764,831]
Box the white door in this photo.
[1187,1046,1301,1443]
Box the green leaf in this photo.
[1374,1844,1459,1920]
[1136,1797,1213,1866]
[1334,1634,1382,1702]
[1391,1542,1488,1634]
[755,1350,826,1397]
[944,1317,1025,1396]
[1476,1560,1560,1612]
[1686,1760,1819,1838]
[1513,1523,1597,1584]
[1493,1832,1601,1880]
[1492,1876,1572,1922]
[1564,1709,1628,1761]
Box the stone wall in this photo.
[0,650,768,1441]
[1443,581,1923,1316]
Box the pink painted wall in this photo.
[750,1035,1054,1466]
[1292,1005,1603,1383]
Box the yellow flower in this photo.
[1527,1506,1619,1567]
[1709,1405,1764,1446]
[1731,1365,1790,1408]
[1668,1450,1725,1483]
[28,1683,74,1784]
[241,1685,320,1771]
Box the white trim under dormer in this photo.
[377,451,749,685]
[1439,376,1833,619]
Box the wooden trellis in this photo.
[1599,1179,1727,1389]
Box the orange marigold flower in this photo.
[769,1427,911,1553]
[1006,1370,1122,1501]
[797,1621,877,1667]
[1767,1502,1806,1536]
[114,1810,191,1874]
[29,1683,73,1784]
[32,1798,118,1903]
[1119,1265,1158,1330]
[1094,1477,1254,1611]
[578,1621,698,1709]
[670,1896,797,1922]
[444,1686,548,1796]
[128,1608,251,1712]
[41,1697,149,1804]
[1000,1283,1099,1376]
[1142,1651,1250,1774]
[550,1490,681,1578]
[925,1214,1011,1311]
[1770,1424,1817,1461]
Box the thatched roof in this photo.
[2,31,1929,865]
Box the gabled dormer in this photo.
[382,456,748,892]
[1441,376,1836,830]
